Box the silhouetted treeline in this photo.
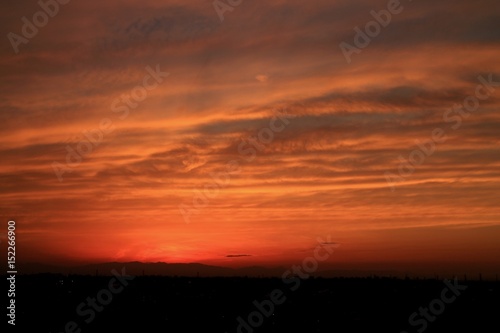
[6,274,499,333]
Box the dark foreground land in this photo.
[6,274,500,332]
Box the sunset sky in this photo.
[1,0,499,277]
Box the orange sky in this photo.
[1,0,499,277]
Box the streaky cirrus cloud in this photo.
[0,0,499,276]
